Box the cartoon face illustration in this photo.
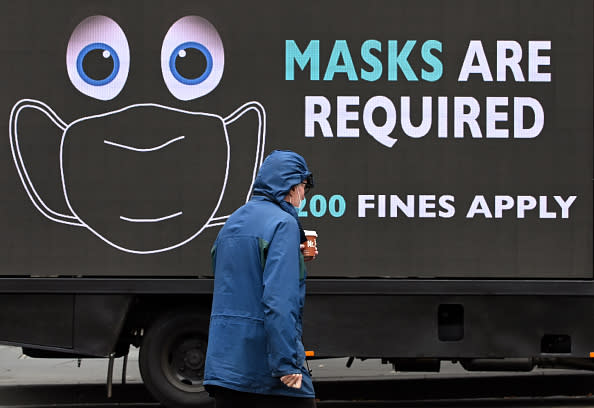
[9,15,266,254]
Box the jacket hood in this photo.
[253,150,312,202]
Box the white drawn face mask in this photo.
[9,99,266,254]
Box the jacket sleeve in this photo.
[261,219,302,377]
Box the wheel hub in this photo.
[184,349,204,370]
[168,337,205,384]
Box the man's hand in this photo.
[280,373,302,389]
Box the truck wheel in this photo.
[139,311,213,408]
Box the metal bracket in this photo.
[107,352,115,398]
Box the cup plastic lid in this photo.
[304,230,317,237]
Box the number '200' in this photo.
[298,194,346,218]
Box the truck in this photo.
[0,0,592,407]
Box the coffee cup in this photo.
[303,230,317,260]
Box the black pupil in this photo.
[82,48,114,81]
[175,47,207,80]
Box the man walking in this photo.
[204,150,317,407]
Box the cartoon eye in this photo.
[66,16,129,100]
[161,16,224,101]
[77,43,120,86]
[169,42,212,85]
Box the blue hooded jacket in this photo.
[204,150,315,398]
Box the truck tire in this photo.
[139,310,213,408]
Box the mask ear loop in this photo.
[9,99,84,227]
[223,101,267,203]
[206,101,267,230]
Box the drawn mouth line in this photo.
[104,136,185,152]
[120,211,183,223]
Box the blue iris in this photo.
[76,42,120,86]
[169,41,213,85]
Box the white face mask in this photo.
[9,98,266,255]
[292,188,305,210]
